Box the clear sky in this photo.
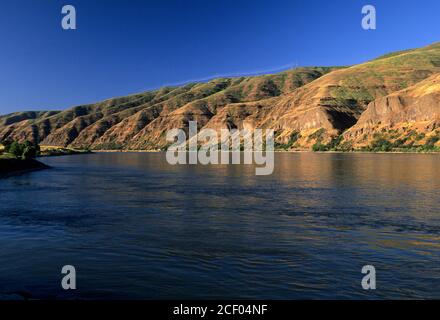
[0,0,439,115]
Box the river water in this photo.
[0,152,439,299]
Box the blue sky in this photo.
[0,0,439,114]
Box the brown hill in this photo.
[342,73,440,150]
[0,67,335,149]
[261,42,440,148]
[0,42,439,151]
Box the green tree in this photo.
[312,142,329,152]
[8,141,25,158]
[6,141,40,159]
[22,145,39,160]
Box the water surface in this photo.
[0,152,439,299]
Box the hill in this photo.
[342,73,440,151]
[0,42,439,151]
[0,67,336,150]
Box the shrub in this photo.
[327,135,343,150]
[5,141,39,159]
[274,132,301,150]
[309,128,326,141]
[312,142,329,152]
[22,144,39,160]
[425,136,439,149]
[371,138,393,152]
[311,135,344,152]
[8,142,25,158]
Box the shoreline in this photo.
[39,148,92,157]
[0,158,50,179]
[1,148,438,180]
[92,149,440,155]
[95,150,161,153]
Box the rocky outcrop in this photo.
[343,73,440,149]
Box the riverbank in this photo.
[0,158,50,179]
[92,149,440,154]
[39,146,92,157]
[95,149,160,153]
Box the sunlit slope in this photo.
[1,42,439,150]
[259,42,440,148]
[0,67,335,149]
[342,73,440,150]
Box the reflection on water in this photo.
[0,152,439,299]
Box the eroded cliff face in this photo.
[343,73,440,149]
[0,42,439,151]
[261,42,440,148]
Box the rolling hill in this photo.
[1,42,439,151]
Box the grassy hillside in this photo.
[0,67,336,149]
[0,42,439,151]
[261,42,440,149]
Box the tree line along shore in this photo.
[0,141,91,178]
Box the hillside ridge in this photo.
[1,42,439,151]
